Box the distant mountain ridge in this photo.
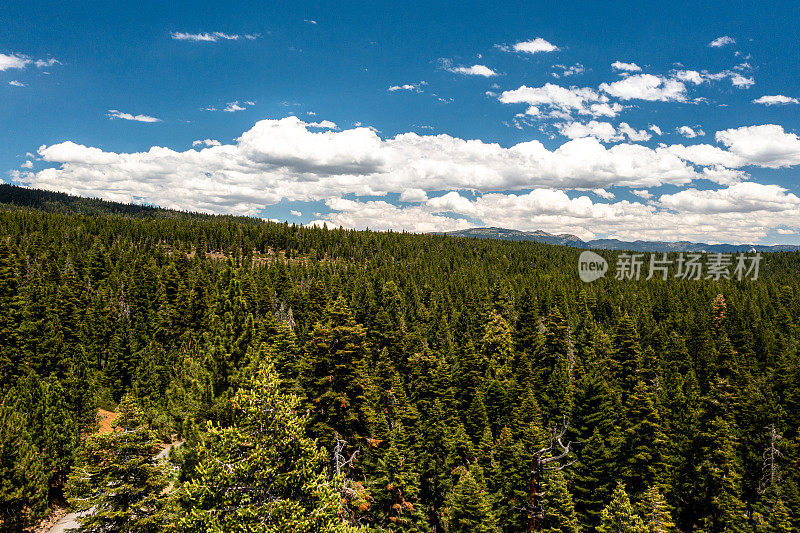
[442,227,800,253]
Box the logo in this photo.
[578,251,608,282]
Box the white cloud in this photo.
[34,58,61,68]
[171,31,257,42]
[16,117,800,242]
[448,64,498,77]
[649,124,663,136]
[600,74,687,102]
[677,126,705,138]
[673,70,704,85]
[556,121,651,143]
[107,110,161,123]
[715,124,800,168]
[777,228,796,235]
[552,63,585,77]
[589,102,624,118]
[729,73,754,88]
[499,83,614,117]
[631,189,652,199]
[753,95,799,105]
[510,38,559,54]
[593,188,615,199]
[709,36,735,48]
[8,80,25,87]
[290,210,302,216]
[611,61,641,72]
[556,121,619,142]
[400,188,428,202]
[219,100,256,112]
[617,122,652,141]
[659,182,799,214]
[18,116,702,216]
[388,81,426,92]
[304,19,317,24]
[307,120,338,129]
[0,53,30,71]
[318,185,800,243]
[21,160,33,169]
[193,139,222,147]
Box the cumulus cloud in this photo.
[611,61,641,72]
[729,73,754,88]
[8,80,25,87]
[676,126,705,138]
[593,188,615,199]
[318,185,800,243]
[107,110,161,123]
[600,74,687,102]
[631,189,652,199]
[17,116,703,216]
[16,117,800,242]
[715,124,800,168]
[649,124,663,136]
[290,210,302,216]
[659,182,799,214]
[753,95,799,105]
[673,70,704,85]
[509,38,559,54]
[447,64,498,77]
[556,121,619,142]
[709,36,735,48]
[499,83,616,117]
[193,139,222,147]
[556,121,651,143]
[400,188,428,202]
[171,31,259,42]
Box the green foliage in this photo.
[597,483,648,533]
[176,360,359,533]
[445,464,500,533]
[0,188,798,531]
[65,394,171,533]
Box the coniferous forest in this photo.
[1,185,799,533]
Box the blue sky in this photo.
[2,0,799,244]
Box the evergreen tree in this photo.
[66,394,170,533]
[541,469,582,533]
[303,296,374,447]
[0,402,48,531]
[445,464,500,533]
[638,485,676,533]
[177,361,360,533]
[597,483,647,533]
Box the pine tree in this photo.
[620,381,669,498]
[445,464,500,533]
[493,426,530,532]
[0,401,48,531]
[597,482,647,533]
[541,469,581,533]
[303,296,374,447]
[366,436,429,532]
[638,485,676,533]
[177,361,360,533]
[66,394,170,533]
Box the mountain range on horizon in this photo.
[442,227,800,253]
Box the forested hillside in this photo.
[1,187,798,532]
